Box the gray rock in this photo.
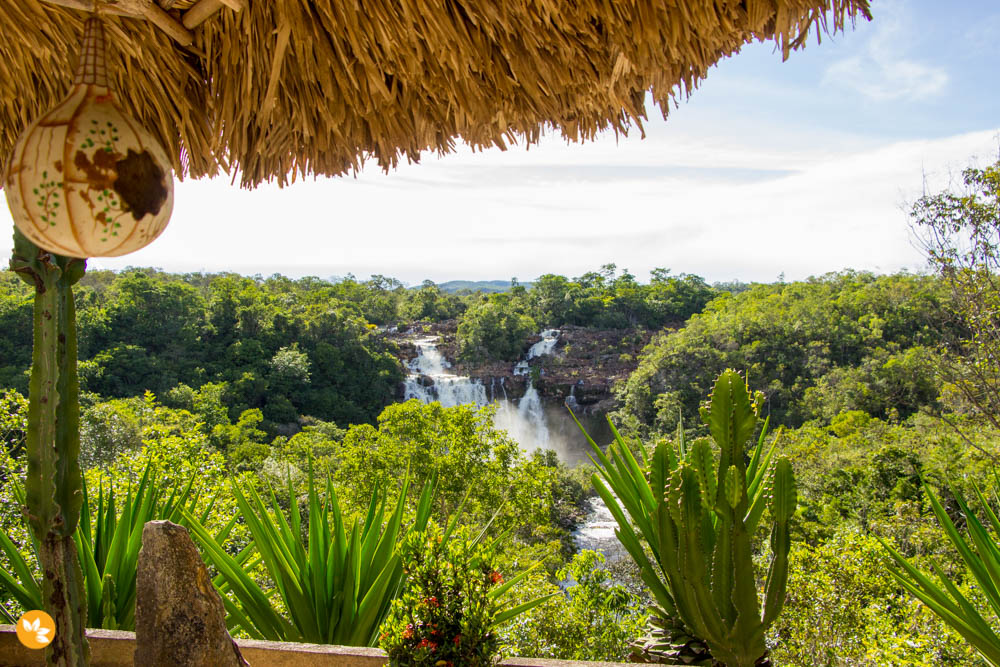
[134,520,249,667]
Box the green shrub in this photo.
[770,530,980,666]
[379,522,551,666]
[882,480,1000,665]
[0,461,210,629]
[500,550,647,661]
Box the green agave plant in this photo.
[881,479,1000,665]
[184,466,435,646]
[574,369,797,667]
[0,460,220,629]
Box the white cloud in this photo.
[3,124,995,286]
[823,0,948,102]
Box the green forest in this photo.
[2,161,1000,665]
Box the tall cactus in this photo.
[578,369,796,667]
[10,229,89,666]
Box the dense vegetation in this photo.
[3,161,1000,665]
[0,270,411,431]
[457,266,716,361]
[0,262,718,443]
[617,271,951,432]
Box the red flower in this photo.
[490,571,504,584]
[402,625,413,639]
[418,638,438,650]
[453,634,462,645]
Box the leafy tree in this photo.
[618,272,951,431]
[525,266,715,330]
[801,346,941,423]
[770,531,979,666]
[269,344,311,391]
[211,408,269,468]
[79,399,142,468]
[502,550,647,661]
[163,381,230,435]
[775,411,996,546]
[458,293,536,362]
[402,281,464,322]
[0,275,32,393]
[82,344,167,396]
[333,401,556,540]
[0,390,27,458]
[530,274,577,326]
[911,159,1000,431]
[83,270,206,374]
[646,271,715,323]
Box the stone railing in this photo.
[0,626,633,667]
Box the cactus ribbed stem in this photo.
[11,229,89,666]
[585,369,797,667]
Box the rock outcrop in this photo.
[134,520,248,667]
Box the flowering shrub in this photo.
[379,522,532,666]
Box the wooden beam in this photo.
[181,0,222,29]
[39,0,193,46]
[144,3,193,45]
[40,0,138,15]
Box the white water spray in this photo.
[402,330,619,560]
[403,337,487,407]
[403,330,561,454]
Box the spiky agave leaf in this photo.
[185,466,437,646]
[881,480,1000,665]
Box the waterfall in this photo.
[508,329,559,449]
[514,328,560,375]
[573,495,627,563]
[566,384,580,411]
[404,330,560,454]
[403,330,620,562]
[403,337,487,407]
[514,384,548,448]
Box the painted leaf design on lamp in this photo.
[4,17,173,258]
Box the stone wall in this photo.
[0,626,632,667]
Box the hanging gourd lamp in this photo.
[4,15,173,258]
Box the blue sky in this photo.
[3,0,999,285]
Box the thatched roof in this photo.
[1,0,871,188]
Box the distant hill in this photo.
[420,280,534,293]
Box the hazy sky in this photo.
[3,0,999,286]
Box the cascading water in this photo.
[403,330,620,560]
[566,384,580,411]
[497,329,560,450]
[403,336,487,407]
[573,495,628,563]
[404,330,560,453]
